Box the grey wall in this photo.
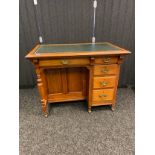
[19,0,135,87]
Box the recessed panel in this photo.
[67,68,83,92]
[45,69,63,94]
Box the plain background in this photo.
[19,0,135,88]
[0,0,155,155]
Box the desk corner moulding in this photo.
[26,42,131,117]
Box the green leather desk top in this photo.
[26,42,130,59]
[35,43,120,54]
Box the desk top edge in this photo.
[26,42,131,59]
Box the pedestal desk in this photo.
[26,42,130,117]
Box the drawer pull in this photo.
[104,57,111,63]
[99,94,107,98]
[61,60,68,65]
[101,68,109,73]
[100,81,108,86]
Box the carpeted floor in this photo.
[19,88,135,155]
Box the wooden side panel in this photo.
[45,69,63,94]
[61,68,68,93]
[67,68,82,92]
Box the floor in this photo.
[19,88,135,155]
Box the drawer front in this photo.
[39,58,90,67]
[92,89,114,102]
[94,64,118,75]
[93,76,116,89]
[95,56,118,64]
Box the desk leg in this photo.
[111,63,121,112]
[111,104,115,111]
[87,65,93,113]
[88,106,92,113]
[41,99,48,117]
[35,66,48,117]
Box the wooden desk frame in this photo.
[26,42,130,117]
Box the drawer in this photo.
[93,76,116,89]
[39,58,90,67]
[95,56,118,64]
[92,89,114,102]
[94,64,118,75]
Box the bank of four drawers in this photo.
[92,58,118,105]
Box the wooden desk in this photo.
[26,42,130,117]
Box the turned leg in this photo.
[41,99,48,117]
[86,65,93,114]
[88,106,92,113]
[34,65,48,117]
[111,104,115,111]
[44,113,48,118]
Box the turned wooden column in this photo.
[86,57,95,113]
[33,59,48,117]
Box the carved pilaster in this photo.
[90,57,95,65]
[33,59,48,117]
[118,55,125,64]
[86,61,93,113]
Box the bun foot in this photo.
[44,113,48,118]
[88,107,92,113]
[111,105,115,111]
